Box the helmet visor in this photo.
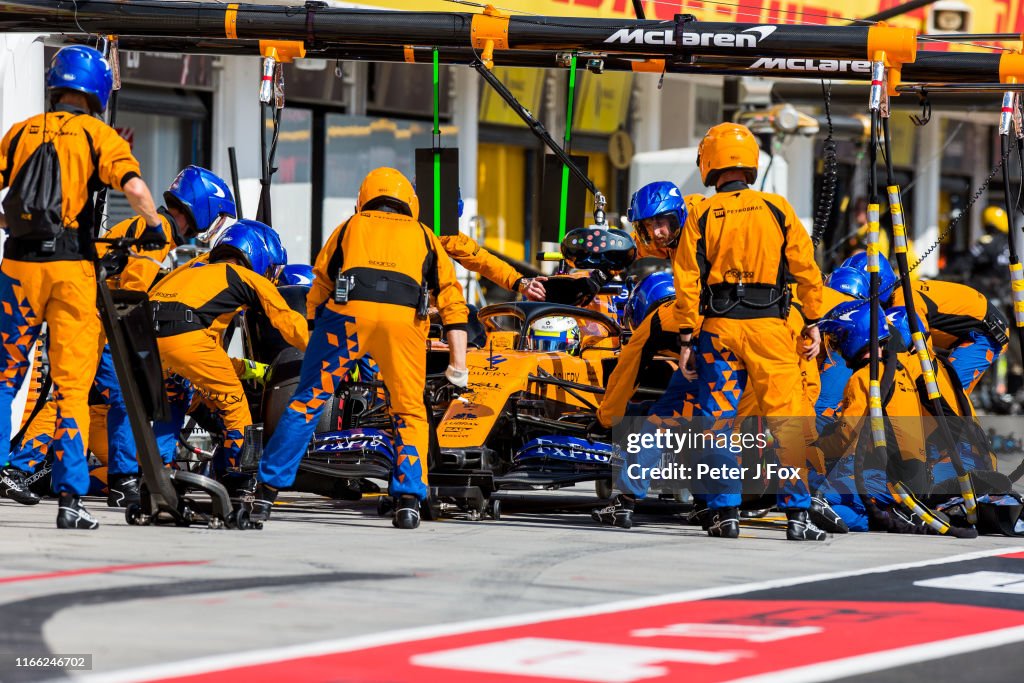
[267,264,286,285]
[197,215,230,245]
[529,332,569,352]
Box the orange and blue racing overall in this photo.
[813,287,857,433]
[601,301,703,499]
[892,279,1009,393]
[674,181,824,511]
[148,261,308,474]
[1,104,142,495]
[258,210,468,500]
[10,211,184,479]
[816,346,931,530]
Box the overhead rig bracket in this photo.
[867,23,917,97]
[1000,51,1024,85]
[259,39,305,63]
[470,5,509,70]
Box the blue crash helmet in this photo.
[825,266,870,300]
[623,271,675,331]
[819,304,889,362]
[627,181,686,248]
[258,223,289,280]
[527,316,581,354]
[46,46,114,114]
[164,166,237,239]
[209,220,286,282]
[885,305,929,351]
[279,263,314,287]
[841,252,898,302]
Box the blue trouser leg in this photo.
[259,310,360,489]
[214,423,244,476]
[948,331,1003,393]
[49,391,91,495]
[694,332,746,509]
[0,269,43,469]
[616,368,700,499]
[930,440,988,486]
[94,344,138,475]
[389,413,428,501]
[815,349,853,434]
[9,434,51,473]
[153,375,192,465]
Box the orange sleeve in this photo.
[439,233,522,292]
[104,214,175,293]
[782,202,824,322]
[428,229,469,331]
[598,311,652,428]
[308,222,344,319]
[92,122,142,191]
[672,206,703,334]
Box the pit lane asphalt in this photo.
[1,474,1023,682]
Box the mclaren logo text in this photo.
[750,57,871,73]
[605,25,776,48]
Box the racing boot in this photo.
[107,473,141,508]
[393,495,421,529]
[786,509,827,541]
[1,466,41,505]
[591,494,634,529]
[56,493,99,530]
[246,483,277,523]
[706,507,740,539]
[810,496,849,534]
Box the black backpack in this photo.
[3,116,67,242]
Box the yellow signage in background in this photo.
[886,111,917,168]
[574,71,633,135]
[608,129,634,170]
[480,67,544,127]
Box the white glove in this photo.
[445,364,469,389]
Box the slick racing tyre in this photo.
[262,348,339,440]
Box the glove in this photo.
[98,249,128,278]
[137,225,167,251]
[444,364,468,389]
[574,270,608,307]
[240,359,270,385]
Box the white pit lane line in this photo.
[77,546,1024,683]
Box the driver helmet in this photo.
[527,316,581,354]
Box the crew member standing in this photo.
[675,123,827,542]
[8,166,238,507]
[252,168,469,529]
[0,46,164,528]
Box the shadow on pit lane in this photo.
[262,494,721,537]
[0,570,405,683]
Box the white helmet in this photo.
[527,316,580,353]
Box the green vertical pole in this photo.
[559,54,578,242]
[432,47,441,236]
